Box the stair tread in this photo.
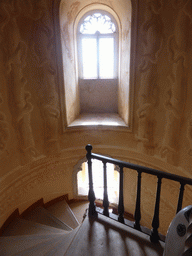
[0,200,165,255]
[14,228,79,256]
[66,214,165,256]
[23,206,72,231]
[68,201,89,224]
[0,227,80,256]
[44,226,80,256]
[2,218,68,237]
[13,235,65,256]
[47,200,79,229]
[0,233,64,256]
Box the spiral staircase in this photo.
[0,197,165,256]
[0,198,88,256]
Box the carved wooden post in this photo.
[118,165,124,223]
[103,161,109,216]
[86,144,97,217]
[176,183,185,214]
[134,171,142,230]
[150,176,162,243]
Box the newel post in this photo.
[86,144,97,217]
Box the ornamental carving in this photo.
[0,94,10,155]
[0,158,67,216]
[30,0,60,155]
[160,0,191,165]
[2,1,38,164]
[62,2,81,61]
[136,0,163,155]
[187,112,192,156]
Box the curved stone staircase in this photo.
[0,199,88,256]
[0,198,165,256]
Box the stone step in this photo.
[13,234,68,256]
[0,200,83,255]
[0,233,63,256]
[13,228,80,256]
[47,200,79,229]
[66,213,165,256]
[0,200,165,255]
[68,201,89,224]
[42,226,80,256]
[2,218,68,237]
[23,206,72,231]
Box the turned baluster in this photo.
[176,183,185,214]
[134,171,142,230]
[86,144,97,217]
[103,161,109,216]
[150,176,162,243]
[118,165,124,223]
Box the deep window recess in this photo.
[77,11,119,115]
[57,2,134,128]
[78,12,118,79]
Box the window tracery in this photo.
[79,13,116,34]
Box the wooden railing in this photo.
[85,144,192,243]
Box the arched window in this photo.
[77,10,119,114]
[77,11,118,79]
[74,159,119,204]
[56,1,136,129]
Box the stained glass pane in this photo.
[82,38,97,79]
[80,13,116,34]
[99,38,114,79]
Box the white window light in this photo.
[77,160,119,204]
[78,12,118,79]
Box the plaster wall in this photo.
[79,79,118,113]
[0,0,192,237]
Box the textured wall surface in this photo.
[0,0,192,236]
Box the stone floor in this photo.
[66,213,165,256]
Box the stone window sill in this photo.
[68,113,128,128]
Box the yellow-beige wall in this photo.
[0,0,192,235]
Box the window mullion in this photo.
[79,35,83,79]
[97,33,100,79]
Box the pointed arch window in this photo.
[78,12,118,79]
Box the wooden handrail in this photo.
[90,152,192,185]
[85,144,192,243]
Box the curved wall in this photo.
[0,0,192,236]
